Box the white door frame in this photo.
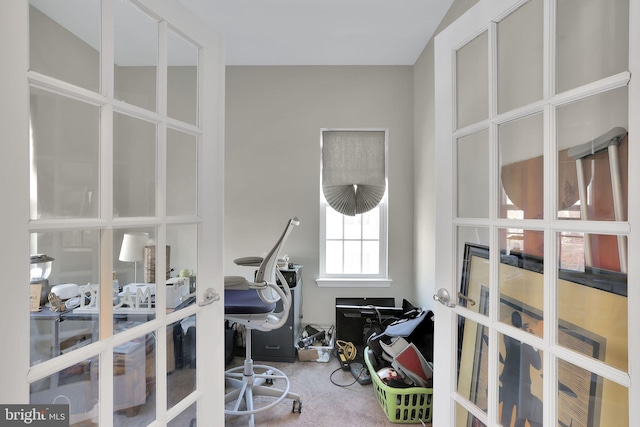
[0,0,32,403]
[433,0,640,425]
[0,1,225,425]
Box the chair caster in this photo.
[292,400,302,413]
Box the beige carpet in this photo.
[111,352,433,426]
[224,355,433,427]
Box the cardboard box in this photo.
[296,336,334,362]
[30,283,42,312]
[297,347,320,361]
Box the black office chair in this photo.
[224,217,302,426]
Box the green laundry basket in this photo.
[364,347,433,424]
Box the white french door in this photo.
[433,0,639,426]
[0,0,225,425]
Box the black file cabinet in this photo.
[251,266,302,362]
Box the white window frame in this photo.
[317,128,391,288]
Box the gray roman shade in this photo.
[322,130,386,216]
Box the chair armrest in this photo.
[248,281,268,290]
[224,275,269,291]
[224,276,250,289]
[233,256,263,267]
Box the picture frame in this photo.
[457,242,627,427]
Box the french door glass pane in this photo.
[497,0,543,113]
[557,359,629,426]
[169,402,197,426]
[30,87,100,220]
[499,113,544,220]
[167,224,198,311]
[557,232,627,371]
[29,0,100,92]
[168,315,196,409]
[499,228,544,338]
[456,402,486,427]
[558,228,627,274]
[557,87,628,223]
[167,129,198,216]
[114,0,158,112]
[30,230,100,366]
[457,317,488,415]
[113,113,157,218]
[30,357,99,424]
[498,332,543,427]
[457,227,490,313]
[556,0,629,93]
[113,334,156,424]
[558,231,586,271]
[457,129,489,218]
[456,31,488,129]
[168,29,199,126]
[114,228,157,333]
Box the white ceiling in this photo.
[177,0,455,66]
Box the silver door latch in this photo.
[433,288,476,308]
[198,288,221,306]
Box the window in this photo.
[317,129,390,287]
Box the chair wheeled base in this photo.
[225,330,301,426]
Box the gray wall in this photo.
[225,66,415,327]
[413,0,479,309]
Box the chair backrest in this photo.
[224,217,299,331]
[255,217,300,285]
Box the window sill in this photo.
[315,278,392,288]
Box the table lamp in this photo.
[119,232,149,283]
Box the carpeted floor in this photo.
[225,356,388,426]
[224,354,433,427]
[111,351,433,426]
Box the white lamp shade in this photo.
[119,232,149,262]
